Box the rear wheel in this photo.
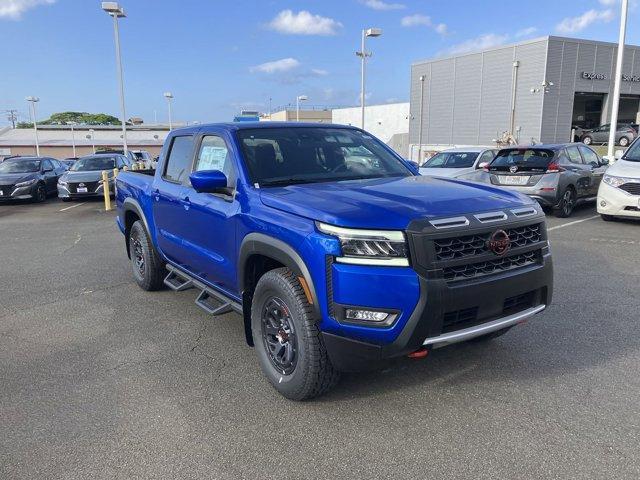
[555,187,576,218]
[128,221,165,291]
[251,268,339,400]
[582,135,593,145]
[619,136,630,148]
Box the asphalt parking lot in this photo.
[1,198,639,479]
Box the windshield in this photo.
[0,159,40,174]
[423,152,479,168]
[236,127,412,186]
[623,140,640,162]
[71,156,116,171]
[490,149,555,169]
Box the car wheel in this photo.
[582,135,593,145]
[61,198,72,202]
[33,183,47,203]
[601,214,615,222]
[619,136,630,147]
[555,187,576,218]
[251,268,339,400]
[128,220,165,291]
[468,326,512,343]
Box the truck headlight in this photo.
[15,179,36,188]
[603,175,632,189]
[317,222,409,266]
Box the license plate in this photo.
[498,175,530,186]
[77,187,88,193]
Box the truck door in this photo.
[151,134,197,270]
[179,132,240,294]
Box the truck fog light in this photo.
[345,309,389,322]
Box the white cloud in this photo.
[401,14,431,27]
[267,10,342,36]
[360,0,405,10]
[434,23,448,35]
[311,68,329,76]
[555,9,614,34]
[440,33,509,56]
[0,0,55,19]
[515,26,537,38]
[599,0,617,5]
[250,58,300,74]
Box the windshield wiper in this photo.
[260,177,316,187]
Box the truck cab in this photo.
[115,122,553,400]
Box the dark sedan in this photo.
[57,154,131,201]
[0,157,66,203]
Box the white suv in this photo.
[597,140,640,221]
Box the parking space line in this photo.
[547,215,600,231]
[59,202,87,212]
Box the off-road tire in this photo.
[251,268,339,400]
[554,187,576,218]
[129,221,165,291]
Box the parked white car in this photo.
[419,147,498,178]
[597,142,640,221]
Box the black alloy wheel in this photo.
[261,296,298,375]
[34,184,46,203]
[556,188,576,218]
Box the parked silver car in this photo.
[460,143,608,217]
[419,147,498,178]
[581,123,637,147]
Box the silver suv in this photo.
[468,143,608,217]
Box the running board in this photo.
[165,264,242,317]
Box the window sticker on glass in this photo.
[198,146,228,171]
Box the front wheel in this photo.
[582,135,593,145]
[601,214,615,222]
[33,184,47,203]
[251,268,339,400]
[555,188,576,218]
[128,221,165,291]
[619,136,630,147]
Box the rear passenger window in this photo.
[194,135,235,188]
[163,136,194,183]
[566,147,583,164]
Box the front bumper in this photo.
[321,210,553,371]
[597,182,640,219]
[58,181,111,199]
[0,184,36,201]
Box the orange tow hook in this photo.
[408,348,429,359]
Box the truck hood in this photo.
[259,175,534,229]
[0,172,38,186]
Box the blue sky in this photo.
[0,0,638,126]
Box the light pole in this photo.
[607,0,629,163]
[417,75,426,163]
[356,27,382,130]
[66,121,77,157]
[163,92,174,129]
[87,129,96,153]
[296,95,308,122]
[26,96,40,156]
[101,2,128,154]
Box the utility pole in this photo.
[607,0,629,163]
[4,109,18,128]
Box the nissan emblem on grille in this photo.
[487,229,511,256]
[509,165,518,173]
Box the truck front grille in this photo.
[619,183,640,196]
[443,250,540,282]
[434,223,542,261]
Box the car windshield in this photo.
[490,149,555,169]
[622,141,640,162]
[71,156,116,171]
[423,152,479,168]
[0,159,40,173]
[236,127,412,186]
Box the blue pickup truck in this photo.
[116,122,553,400]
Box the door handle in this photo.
[179,195,191,209]
[152,189,160,201]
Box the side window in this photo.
[579,145,600,166]
[194,135,235,187]
[163,136,194,184]
[566,146,583,164]
[477,150,496,165]
[116,156,126,168]
[42,159,53,171]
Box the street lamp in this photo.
[163,92,174,129]
[296,95,308,122]
[25,96,40,156]
[101,2,128,154]
[607,0,629,163]
[87,129,96,153]
[356,27,382,130]
[66,121,77,157]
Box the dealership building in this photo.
[409,36,640,157]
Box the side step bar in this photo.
[164,264,243,317]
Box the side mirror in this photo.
[477,161,490,169]
[190,170,228,193]
[405,160,419,173]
